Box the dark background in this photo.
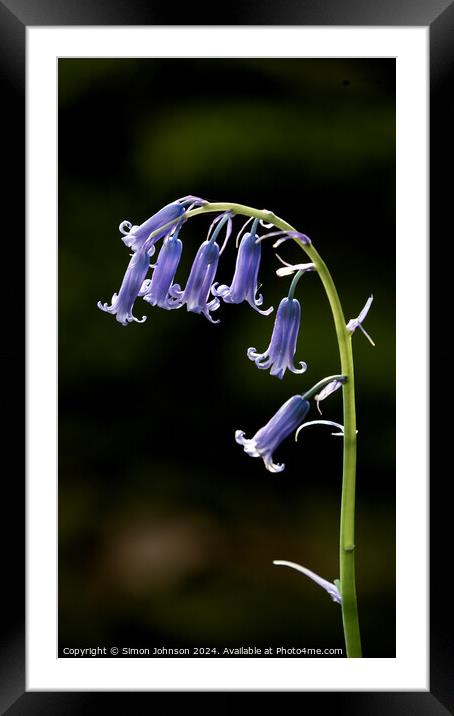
[58,58,395,657]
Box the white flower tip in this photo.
[272,560,341,603]
[235,430,246,445]
[259,217,275,228]
[265,459,285,473]
[296,420,346,442]
[276,261,314,278]
[272,237,289,248]
[276,266,296,277]
[347,294,375,345]
[359,324,376,346]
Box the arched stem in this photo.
[184,202,362,657]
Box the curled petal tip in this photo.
[290,361,307,375]
[119,220,132,235]
[252,303,274,316]
[265,459,285,473]
[235,430,246,446]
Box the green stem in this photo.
[185,202,362,657]
[208,211,231,243]
[288,270,304,300]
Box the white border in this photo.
[27,27,429,691]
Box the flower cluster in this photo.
[98,200,188,325]
[98,197,375,620]
[98,203,274,327]
[98,198,373,476]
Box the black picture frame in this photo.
[0,0,443,711]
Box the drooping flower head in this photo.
[169,212,232,323]
[119,201,186,254]
[97,245,150,325]
[212,218,273,315]
[235,395,310,473]
[139,226,183,310]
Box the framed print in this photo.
[0,0,446,710]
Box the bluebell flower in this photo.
[247,297,306,379]
[97,246,150,325]
[273,560,341,604]
[120,201,185,254]
[169,213,231,323]
[169,240,220,322]
[235,395,310,473]
[139,228,183,309]
[212,219,273,315]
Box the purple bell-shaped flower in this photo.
[235,395,310,473]
[169,213,232,323]
[212,218,273,315]
[139,227,183,310]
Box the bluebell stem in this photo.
[139,226,183,310]
[98,198,366,656]
[169,213,231,323]
[273,560,341,604]
[119,201,186,253]
[346,295,375,346]
[97,246,150,325]
[247,269,309,379]
[235,395,310,473]
[212,218,273,315]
